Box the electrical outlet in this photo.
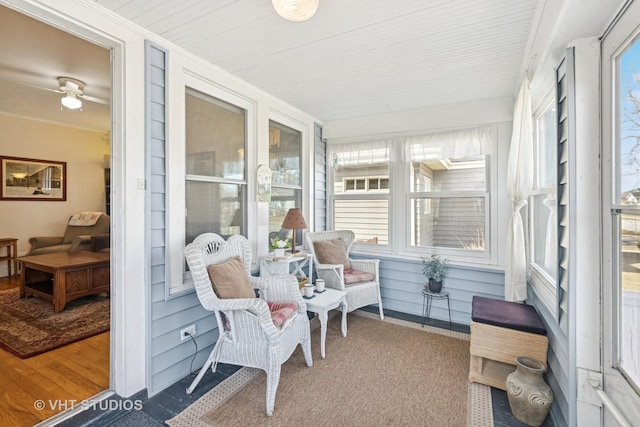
[180,325,196,342]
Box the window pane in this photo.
[537,106,557,187]
[333,148,390,194]
[410,197,485,250]
[619,37,640,204]
[269,187,301,237]
[619,214,640,386]
[531,192,557,278]
[185,89,246,179]
[616,36,640,391]
[269,120,301,186]
[185,181,244,244]
[410,137,486,192]
[334,199,388,245]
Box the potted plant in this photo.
[270,237,291,257]
[421,253,449,293]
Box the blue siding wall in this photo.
[528,290,568,427]
[145,42,219,396]
[357,254,504,324]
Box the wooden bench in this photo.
[468,296,549,390]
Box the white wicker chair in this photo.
[184,233,313,416]
[305,230,384,319]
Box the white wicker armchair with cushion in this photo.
[184,233,313,416]
[305,230,384,319]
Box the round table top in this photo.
[422,288,449,297]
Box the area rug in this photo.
[0,287,110,358]
[167,311,491,427]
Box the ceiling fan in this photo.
[9,76,110,109]
[55,76,109,109]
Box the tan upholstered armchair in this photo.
[306,230,384,319]
[27,213,110,255]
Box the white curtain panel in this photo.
[505,77,534,302]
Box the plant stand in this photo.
[421,288,451,328]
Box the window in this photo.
[613,34,640,392]
[184,89,247,244]
[330,142,390,245]
[528,99,558,309]
[328,127,493,257]
[409,130,489,253]
[602,2,640,415]
[344,177,388,192]
[269,120,302,242]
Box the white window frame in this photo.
[267,114,307,244]
[327,142,392,251]
[601,2,640,421]
[167,72,256,295]
[327,126,497,264]
[528,93,558,314]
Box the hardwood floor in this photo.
[0,276,110,427]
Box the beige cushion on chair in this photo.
[343,269,375,285]
[312,238,352,270]
[207,256,255,299]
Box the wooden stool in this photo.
[0,238,18,277]
[468,296,549,390]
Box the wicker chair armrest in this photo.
[217,298,282,339]
[251,274,307,312]
[315,263,345,290]
[28,236,64,250]
[349,259,380,278]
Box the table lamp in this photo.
[281,208,307,254]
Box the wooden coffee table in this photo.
[19,251,110,313]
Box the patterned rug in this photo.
[0,287,110,358]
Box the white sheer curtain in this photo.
[505,77,534,302]
[408,127,489,160]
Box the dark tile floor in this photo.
[59,307,551,426]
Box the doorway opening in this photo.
[0,4,113,425]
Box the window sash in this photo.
[528,96,558,311]
[328,126,494,261]
[169,78,254,295]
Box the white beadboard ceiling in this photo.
[97,0,539,122]
[0,0,559,133]
[0,1,627,133]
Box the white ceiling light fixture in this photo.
[61,92,82,110]
[58,77,84,110]
[272,0,318,22]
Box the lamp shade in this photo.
[281,208,307,230]
[272,0,318,22]
[281,208,307,253]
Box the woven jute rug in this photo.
[0,287,110,358]
[167,311,494,427]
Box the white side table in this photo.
[260,252,313,285]
[303,287,348,358]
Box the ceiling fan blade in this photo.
[7,79,63,93]
[80,94,110,105]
